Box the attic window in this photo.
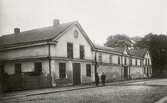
[74,30,79,38]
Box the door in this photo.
[124,66,128,80]
[14,63,23,90]
[73,63,81,85]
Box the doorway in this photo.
[73,63,81,85]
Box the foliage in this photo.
[104,34,132,48]
[135,33,167,77]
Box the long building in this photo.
[0,19,152,92]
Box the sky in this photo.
[0,0,167,44]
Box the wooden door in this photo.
[73,63,81,85]
[124,66,128,80]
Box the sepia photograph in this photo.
[0,0,167,103]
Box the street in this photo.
[1,79,167,103]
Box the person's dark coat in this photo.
[95,73,99,86]
[101,73,106,85]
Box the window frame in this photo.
[59,63,66,79]
[99,52,102,62]
[67,42,73,58]
[80,45,85,59]
[34,62,42,75]
[15,63,22,74]
[86,64,91,77]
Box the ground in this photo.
[1,79,167,103]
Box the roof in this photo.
[0,21,75,47]
[94,44,125,53]
[127,48,147,58]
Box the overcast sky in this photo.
[0,0,167,44]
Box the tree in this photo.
[104,34,132,48]
[135,33,167,77]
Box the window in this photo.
[135,59,137,66]
[34,62,42,75]
[15,63,21,74]
[118,56,121,64]
[109,55,112,63]
[0,65,4,74]
[124,57,127,65]
[148,59,149,66]
[145,59,147,65]
[59,63,66,78]
[99,53,102,62]
[74,30,79,38]
[80,45,85,59]
[67,43,73,58]
[140,60,142,66]
[144,68,146,74]
[130,59,132,65]
[86,64,91,77]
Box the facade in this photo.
[0,19,152,92]
[94,45,152,82]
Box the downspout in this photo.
[48,41,52,87]
[94,50,97,81]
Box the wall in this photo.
[3,60,50,91]
[97,65,123,81]
[1,45,49,60]
[129,66,144,79]
[51,60,95,86]
[51,25,93,60]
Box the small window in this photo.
[86,64,91,77]
[15,63,21,74]
[74,30,79,38]
[80,45,85,59]
[59,63,66,79]
[34,62,42,75]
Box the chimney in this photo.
[14,28,20,34]
[53,19,60,26]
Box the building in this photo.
[0,19,152,92]
[94,45,152,82]
[0,20,95,91]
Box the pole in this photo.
[48,41,52,87]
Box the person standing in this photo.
[95,72,99,86]
[101,72,106,86]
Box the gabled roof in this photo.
[0,21,75,47]
[127,48,147,58]
[94,44,124,54]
